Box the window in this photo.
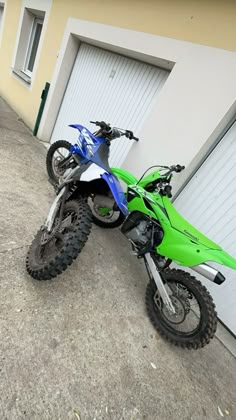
[24,17,43,76]
[13,8,45,84]
[0,3,4,30]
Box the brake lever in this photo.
[125,130,139,141]
[174,164,185,173]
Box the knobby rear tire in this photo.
[46,140,72,186]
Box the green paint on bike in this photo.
[111,166,236,271]
[97,207,111,216]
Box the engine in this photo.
[121,212,163,250]
[125,219,152,245]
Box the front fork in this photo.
[45,186,67,232]
[45,161,92,233]
[144,253,176,314]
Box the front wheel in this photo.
[26,198,92,280]
[146,269,217,349]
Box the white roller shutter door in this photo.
[175,122,236,334]
[51,43,169,166]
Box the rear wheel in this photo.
[146,268,217,349]
[90,197,125,228]
[46,140,76,186]
[26,198,92,280]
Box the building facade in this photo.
[0,0,236,333]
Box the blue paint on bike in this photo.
[68,123,128,215]
[101,172,129,216]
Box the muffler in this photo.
[93,194,115,210]
[191,263,225,285]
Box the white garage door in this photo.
[175,121,236,334]
[51,43,169,166]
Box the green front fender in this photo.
[157,227,236,270]
[111,167,138,186]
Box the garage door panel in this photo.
[51,43,169,166]
[178,187,235,236]
[110,71,167,164]
[178,177,236,240]
[206,209,236,242]
[180,162,236,222]
[200,197,236,235]
[176,136,236,218]
[175,121,236,333]
[178,166,236,224]
[225,236,236,251]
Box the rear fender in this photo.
[207,249,236,270]
[157,227,236,270]
[101,172,129,216]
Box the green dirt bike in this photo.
[27,120,236,349]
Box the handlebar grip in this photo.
[175,164,185,172]
[90,120,111,131]
[100,121,110,131]
[125,130,139,141]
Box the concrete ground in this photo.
[0,97,235,420]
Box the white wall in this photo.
[122,49,236,192]
[38,19,236,190]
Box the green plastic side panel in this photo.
[162,196,221,250]
[111,167,236,270]
[157,229,236,269]
[127,188,171,226]
[211,250,236,270]
[127,196,158,220]
[157,198,236,269]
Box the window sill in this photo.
[12,69,31,85]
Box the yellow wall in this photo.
[0,0,236,130]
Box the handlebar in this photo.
[90,120,139,141]
[90,120,111,132]
[169,164,185,173]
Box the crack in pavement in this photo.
[0,244,29,255]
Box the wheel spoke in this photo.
[55,148,69,159]
[156,280,201,335]
[60,214,72,229]
[37,210,79,262]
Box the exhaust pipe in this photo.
[93,194,115,210]
[191,263,225,285]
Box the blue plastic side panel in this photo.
[68,124,108,166]
[69,144,88,164]
[101,173,129,216]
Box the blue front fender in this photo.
[101,173,129,216]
